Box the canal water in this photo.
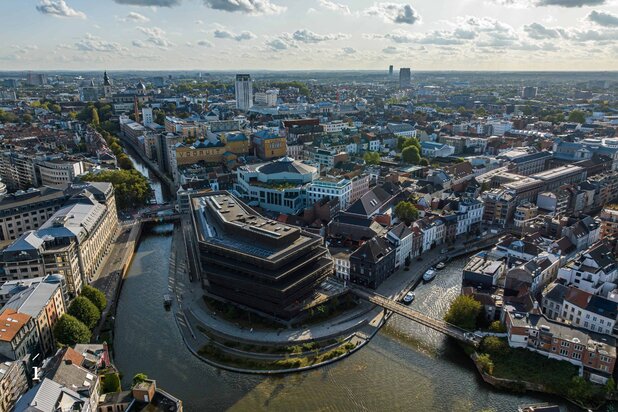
[114,228,581,412]
[125,151,169,204]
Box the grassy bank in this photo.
[197,341,358,371]
[476,337,612,409]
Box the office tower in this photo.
[521,86,538,99]
[399,68,411,88]
[235,74,253,111]
[389,65,394,77]
[142,107,154,127]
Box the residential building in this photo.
[235,74,253,111]
[2,275,66,355]
[482,189,516,227]
[252,130,287,160]
[0,309,40,362]
[455,197,484,236]
[142,107,154,127]
[14,378,92,412]
[420,141,455,158]
[0,151,39,191]
[97,379,183,412]
[254,89,278,107]
[235,157,318,214]
[330,249,351,282]
[537,191,569,215]
[0,358,28,412]
[514,202,538,229]
[561,287,617,335]
[191,192,334,320]
[387,223,413,270]
[414,215,445,253]
[462,252,506,288]
[542,282,569,320]
[557,242,617,295]
[349,236,396,289]
[350,174,370,204]
[504,253,560,295]
[599,207,618,239]
[506,310,616,384]
[505,151,551,176]
[306,177,352,210]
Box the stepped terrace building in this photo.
[191,192,333,320]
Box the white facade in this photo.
[254,90,278,107]
[456,199,484,236]
[142,107,154,126]
[333,253,351,281]
[350,175,370,204]
[306,178,352,209]
[37,160,84,188]
[561,299,615,336]
[321,121,348,133]
[387,224,413,269]
[368,139,381,152]
[235,74,253,111]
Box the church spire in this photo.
[103,70,111,86]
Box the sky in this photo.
[2,0,618,71]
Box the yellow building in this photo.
[252,130,287,160]
[175,133,249,166]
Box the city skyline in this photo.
[3,0,618,71]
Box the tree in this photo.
[133,373,148,387]
[488,320,506,333]
[101,373,122,394]
[394,201,419,224]
[22,113,33,124]
[91,107,100,126]
[82,169,151,210]
[68,111,78,120]
[444,295,482,331]
[402,145,420,164]
[68,296,101,330]
[475,107,487,117]
[481,336,508,355]
[476,353,494,375]
[568,110,586,124]
[54,314,91,346]
[81,285,107,312]
[117,154,134,170]
[419,158,429,167]
[50,104,62,114]
[363,151,381,165]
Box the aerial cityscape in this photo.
[1,1,618,412]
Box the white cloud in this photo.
[289,29,350,43]
[36,0,86,19]
[126,12,150,22]
[75,34,125,52]
[213,29,257,41]
[364,3,421,25]
[202,0,286,15]
[317,0,351,15]
[137,26,174,48]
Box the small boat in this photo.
[436,262,446,270]
[163,294,172,310]
[423,268,436,282]
[402,291,415,305]
[518,403,563,412]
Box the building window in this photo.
[560,348,569,356]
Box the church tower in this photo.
[103,70,112,99]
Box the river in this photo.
[113,228,583,412]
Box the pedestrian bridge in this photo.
[141,213,181,223]
[350,286,478,346]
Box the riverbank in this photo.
[468,337,614,411]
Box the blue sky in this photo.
[2,0,618,70]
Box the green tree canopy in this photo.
[402,145,420,164]
[81,285,107,312]
[394,201,419,224]
[91,108,100,126]
[82,169,151,210]
[22,113,33,124]
[444,295,482,331]
[363,151,381,165]
[419,158,429,166]
[117,154,134,170]
[68,296,101,330]
[0,110,19,123]
[133,373,148,387]
[53,314,92,346]
[568,110,587,124]
[101,373,122,394]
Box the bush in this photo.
[444,295,482,331]
[476,353,494,375]
[488,320,506,333]
[481,336,509,355]
[54,314,91,346]
[68,296,101,330]
[101,373,121,394]
[132,373,148,387]
[81,285,107,313]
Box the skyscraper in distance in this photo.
[389,65,394,77]
[399,68,411,88]
[235,74,253,111]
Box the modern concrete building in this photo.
[306,177,352,211]
[399,68,411,88]
[0,358,29,412]
[191,192,333,319]
[235,74,253,111]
